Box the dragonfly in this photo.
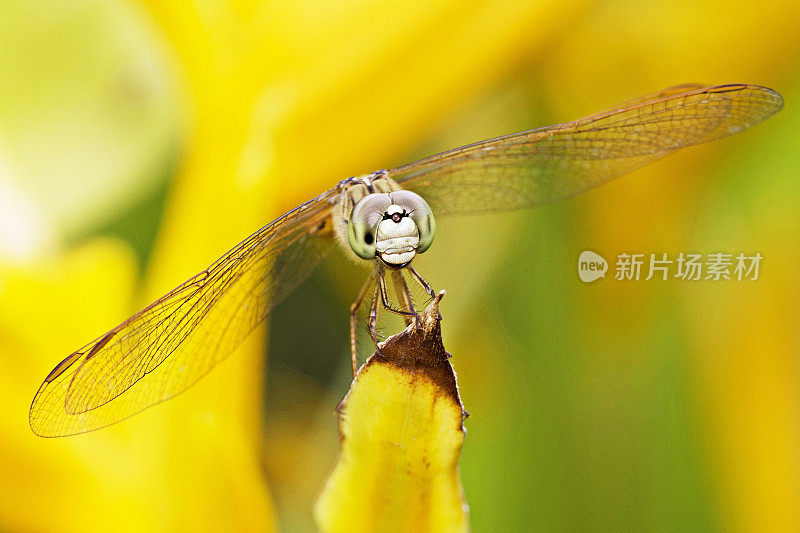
[29,83,783,437]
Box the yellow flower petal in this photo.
[316,294,468,532]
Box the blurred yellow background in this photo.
[1,0,798,531]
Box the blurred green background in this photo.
[1,1,798,531]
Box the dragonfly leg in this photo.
[378,270,417,320]
[368,282,382,356]
[391,269,417,327]
[407,265,436,299]
[393,270,419,327]
[350,272,375,376]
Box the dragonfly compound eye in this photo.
[347,193,391,259]
[389,190,435,253]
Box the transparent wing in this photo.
[389,84,783,214]
[30,187,340,437]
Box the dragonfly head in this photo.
[347,190,435,267]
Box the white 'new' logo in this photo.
[578,251,607,282]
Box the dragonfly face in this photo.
[29,83,783,437]
[339,173,436,267]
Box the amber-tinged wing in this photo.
[30,187,340,437]
[390,84,783,214]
